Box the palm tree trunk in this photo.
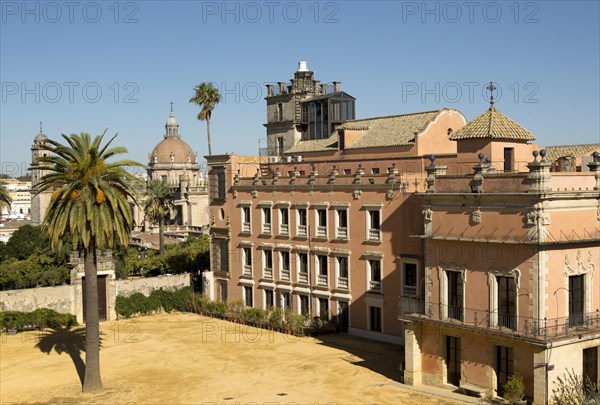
[82,246,103,392]
[206,116,212,156]
[159,218,165,256]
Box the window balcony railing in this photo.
[242,222,251,233]
[316,225,327,238]
[280,268,290,281]
[242,265,252,276]
[368,280,382,293]
[298,271,308,284]
[368,228,381,241]
[279,224,289,235]
[397,297,600,342]
[263,267,273,279]
[403,285,417,298]
[262,223,272,234]
[297,225,307,237]
[336,227,348,239]
[317,274,328,286]
[337,277,349,289]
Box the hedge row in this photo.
[0,308,78,332]
[115,286,194,318]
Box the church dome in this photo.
[149,106,196,164]
[150,136,195,164]
[34,132,48,142]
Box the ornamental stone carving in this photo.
[564,250,595,276]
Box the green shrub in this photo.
[116,286,195,318]
[0,308,77,332]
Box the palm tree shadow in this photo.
[35,326,102,385]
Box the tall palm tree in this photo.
[0,181,11,216]
[143,179,174,255]
[34,132,142,392]
[189,82,220,156]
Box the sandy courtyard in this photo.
[1,312,464,404]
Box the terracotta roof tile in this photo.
[448,107,535,141]
[544,143,600,163]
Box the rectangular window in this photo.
[263,250,273,279]
[369,306,382,332]
[213,239,229,273]
[241,206,251,233]
[280,292,292,310]
[367,209,381,241]
[265,289,274,308]
[280,251,290,280]
[297,208,308,236]
[496,346,514,398]
[277,103,283,121]
[244,286,253,307]
[498,276,516,330]
[279,207,289,235]
[337,256,349,289]
[569,274,585,326]
[317,255,328,286]
[368,259,382,293]
[403,262,417,297]
[298,253,309,283]
[335,209,348,239]
[216,168,226,199]
[503,148,514,172]
[447,271,463,321]
[262,207,272,234]
[219,280,228,302]
[242,247,252,276]
[371,168,380,174]
[316,208,327,238]
[318,297,329,319]
[300,294,309,315]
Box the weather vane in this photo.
[39,121,43,133]
[170,101,174,112]
[486,82,497,108]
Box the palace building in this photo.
[205,63,600,404]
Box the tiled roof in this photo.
[285,109,457,153]
[341,110,447,150]
[544,143,600,163]
[285,135,339,154]
[448,107,535,141]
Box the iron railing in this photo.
[398,297,600,341]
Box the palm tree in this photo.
[34,132,142,392]
[189,82,220,156]
[0,181,11,216]
[143,179,174,255]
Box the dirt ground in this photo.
[1,312,463,404]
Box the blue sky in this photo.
[1,0,599,176]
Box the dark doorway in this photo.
[446,335,461,386]
[504,148,514,172]
[339,301,349,333]
[448,271,463,321]
[496,346,514,397]
[583,347,598,390]
[498,276,516,329]
[82,275,108,322]
[569,275,585,326]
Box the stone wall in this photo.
[0,273,192,323]
[115,273,191,298]
[0,284,74,314]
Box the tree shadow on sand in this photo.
[35,326,103,385]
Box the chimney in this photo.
[266,84,274,97]
[297,61,308,72]
[278,82,286,94]
[333,81,341,92]
[320,84,327,94]
[313,80,320,94]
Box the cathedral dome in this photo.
[34,132,48,142]
[150,136,195,164]
[149,106,196,164]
